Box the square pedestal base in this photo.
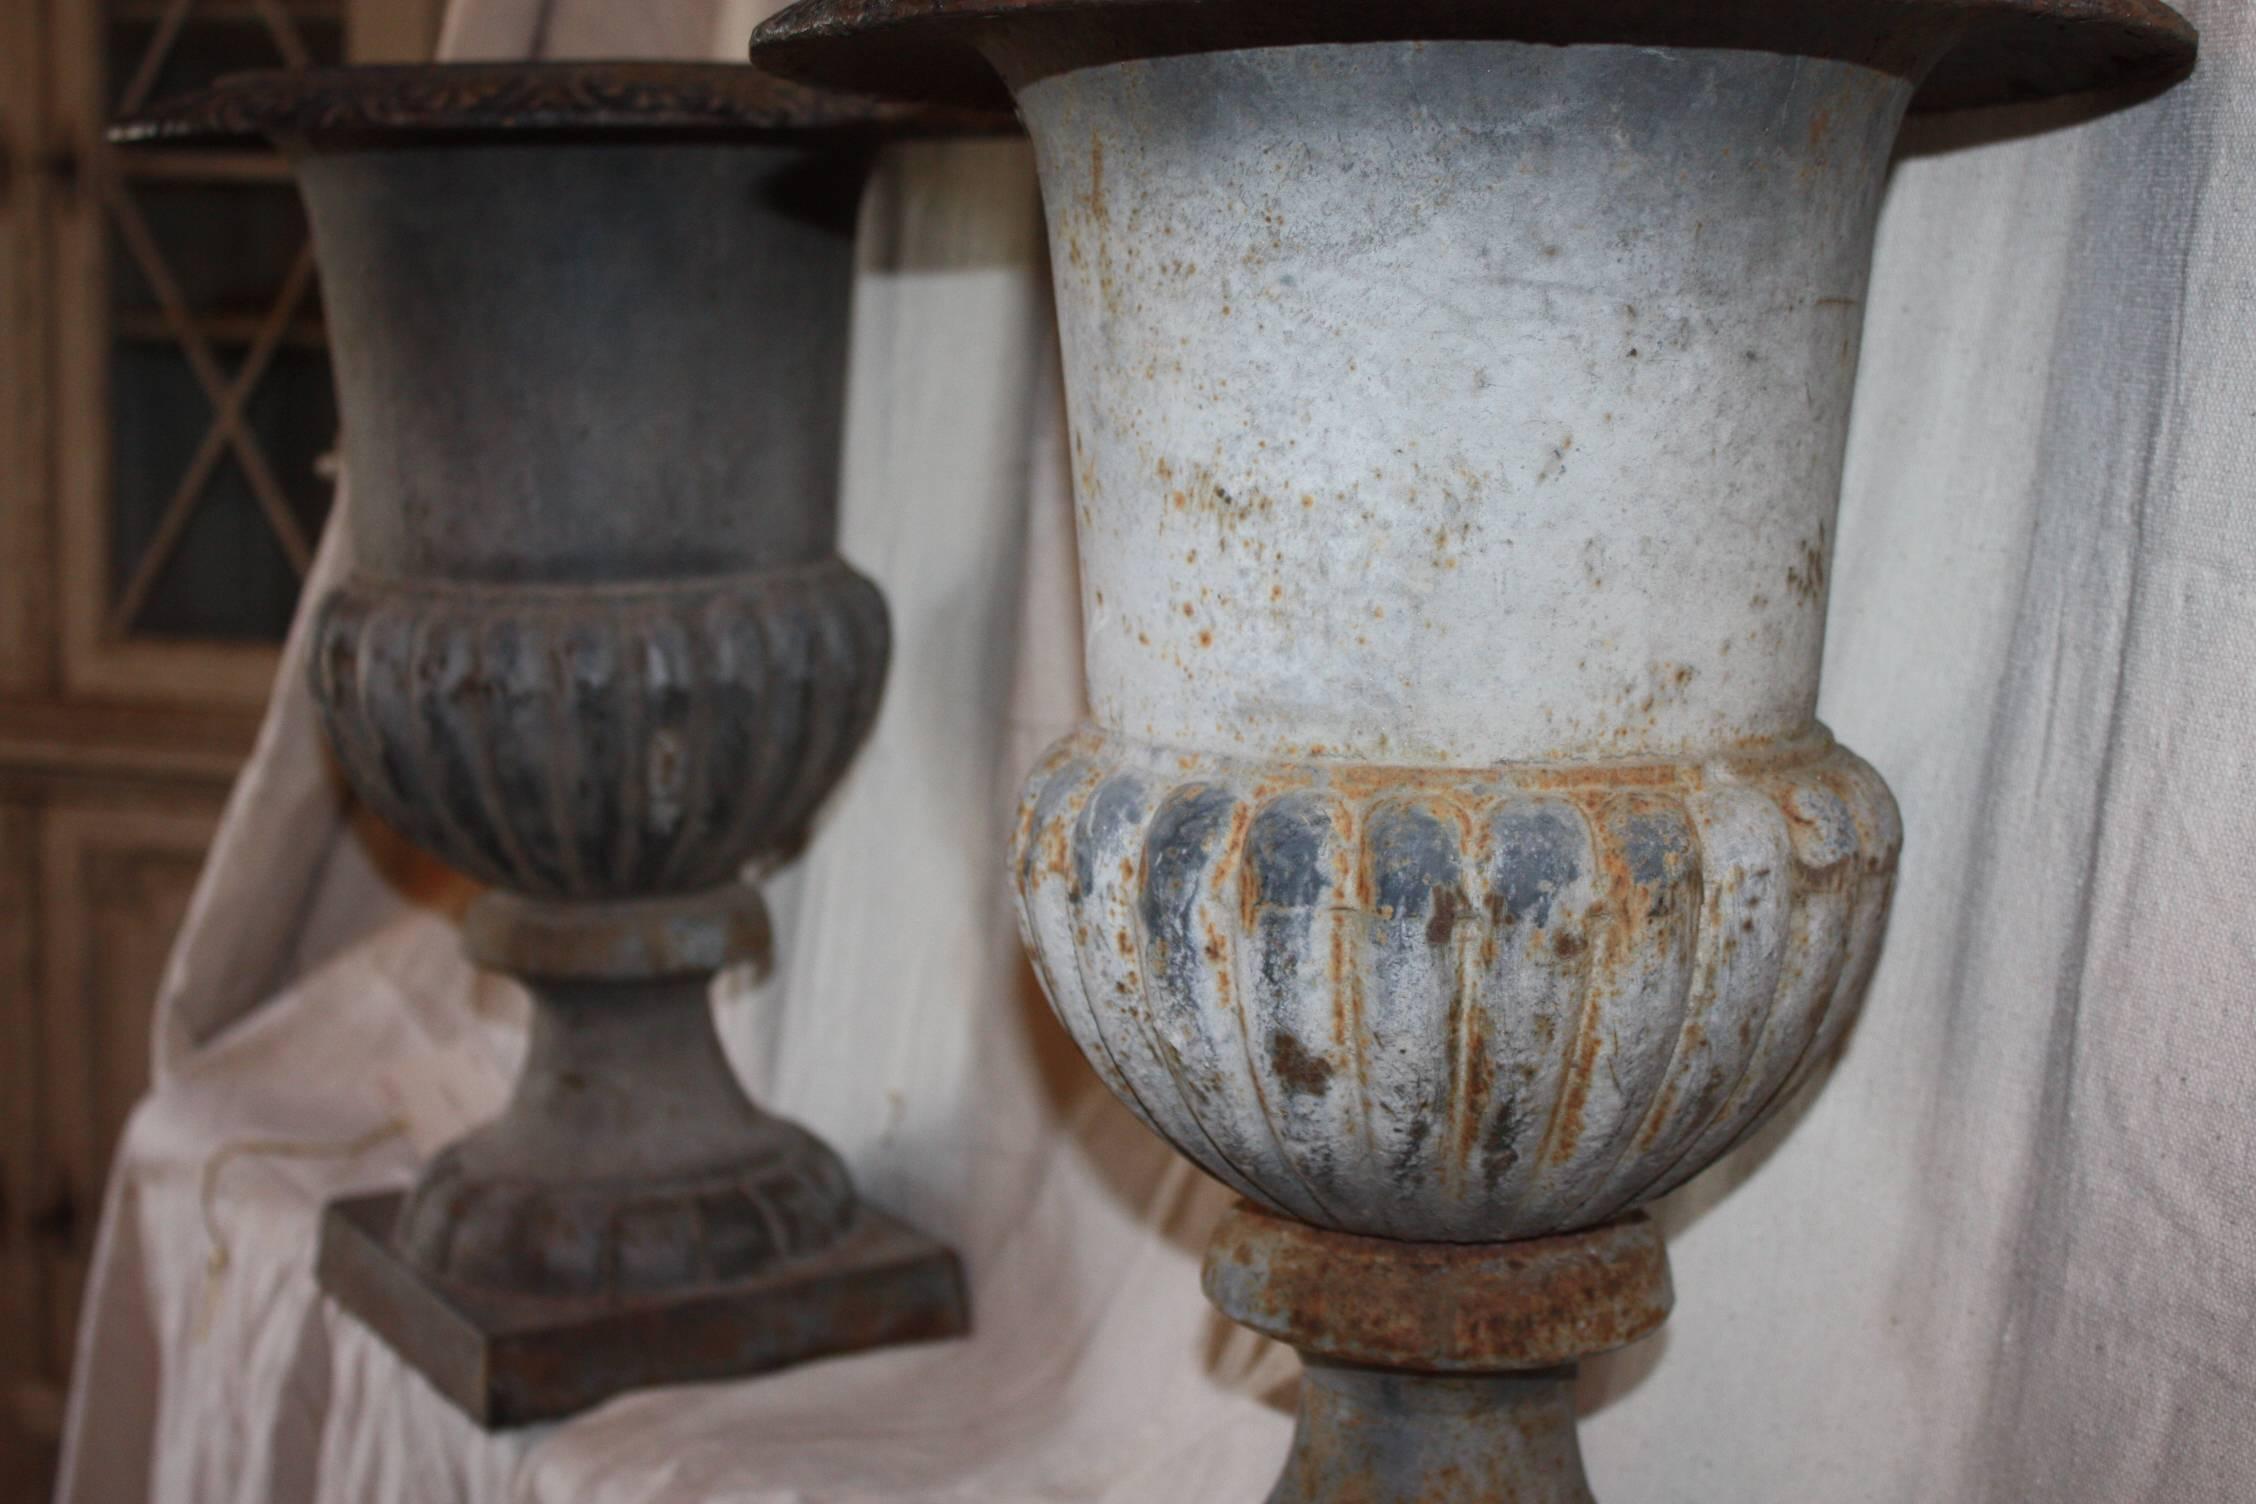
[317,1191,969,1427]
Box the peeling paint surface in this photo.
[1013,42,1913,765]
[1198,1204,1673,1502]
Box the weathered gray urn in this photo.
[115,63,971,1426]
[752,3,2197,1499]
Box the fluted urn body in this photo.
[1017,726,1899,1241]
[115,63,972,1425]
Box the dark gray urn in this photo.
[115,63,976,1424]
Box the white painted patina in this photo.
[1009,42,1913,765]
[999,42,1912,1240]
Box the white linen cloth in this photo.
[57,1,2256,1499]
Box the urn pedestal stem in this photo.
[1205,1204,1672,1504]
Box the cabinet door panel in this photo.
[0,0,50,696]
[34,803,216,1400]
[51,0,441,707]
[0,806,48,1499]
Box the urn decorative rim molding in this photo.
[109,59,1000,150]
[747,0,2198,114]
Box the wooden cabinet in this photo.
[1,0,52,702]
[0,808,46,1503]
[0,786,224,1498]
[0,743,241,1503]
[52,0,437,703]
[1,1,439,1496]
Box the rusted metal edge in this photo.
[1203,1201,1673,1372]
[462,887,775,982]
[108,60,1009,151]
[1021,719,1849,803]
[747,0,2196,116]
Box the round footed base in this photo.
[1203,1203,1672,1504]
[397,1116,858,1299]
[395,888,861,1300]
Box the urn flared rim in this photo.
[108,60,1005,151]
[747,0,2196,116]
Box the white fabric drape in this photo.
[58,1,2256,1499]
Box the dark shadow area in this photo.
[1898,70,2202,161]
[855,137,1042,277]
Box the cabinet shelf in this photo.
[113,307,328,350]
[108,0,345,24]
[114,149,296,186]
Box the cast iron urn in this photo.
[750,3,2197,1500]
[115,62,974,1427]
